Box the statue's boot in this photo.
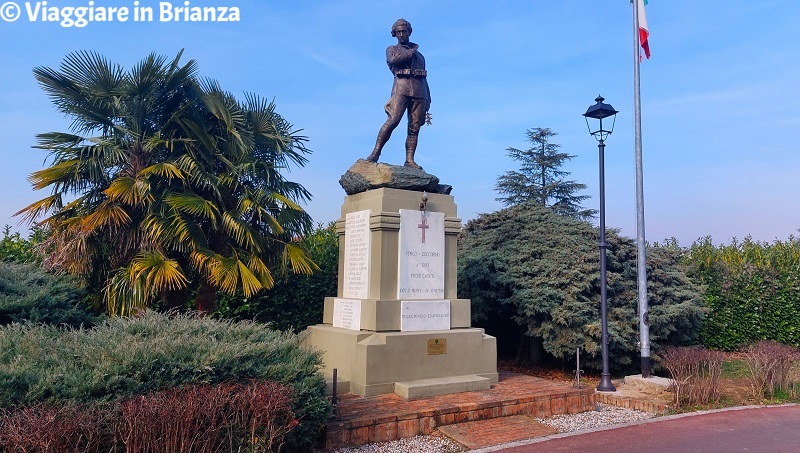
[404,135,422,170]
[365,151,380,162]
[404,150,422,170]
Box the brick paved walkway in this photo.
[322,371,595,450]
[438,415,558,449]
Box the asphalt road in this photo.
[479,405,800,453]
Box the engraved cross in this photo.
[418,217,429,243]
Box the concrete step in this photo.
[394,374,491,399]
[624,374,675,392]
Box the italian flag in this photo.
[638,0,651,59]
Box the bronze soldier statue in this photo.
[366,18,431,170]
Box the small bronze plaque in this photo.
[426,338,446,355]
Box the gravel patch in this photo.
[325,404,656,452]
[327,435,465,453]
[535,403,656,432]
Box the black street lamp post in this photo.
[583,95,618,392]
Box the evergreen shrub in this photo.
[0,311,330,451]
[0,262,99,328]
[458,203,706,372]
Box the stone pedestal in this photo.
[302,188,497,398]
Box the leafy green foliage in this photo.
[0,226,46,264]
[687,236,800,350]
[18,51,315,316]
[214,222,338,332]
[496,128,595,220]
[0,311,330,450]
[0,262,100,328]
[458,203,706,372]
[646,239,710,348]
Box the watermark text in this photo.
[1,1,241,27]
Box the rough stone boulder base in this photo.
[339,159,451,195]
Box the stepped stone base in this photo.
[302,325,497,398]
[323,372,596,450]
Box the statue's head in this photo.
[391,18,412,37]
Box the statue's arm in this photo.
[386,45,414,65]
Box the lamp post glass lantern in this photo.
[583,95,618,392]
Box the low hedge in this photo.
[0,311,331,451]
[0,262,99,328]
[688,236,800,350]
[0,381,297,452]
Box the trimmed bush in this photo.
[0,262,99,328]
[688,236,800,350]
[0,311,330,451]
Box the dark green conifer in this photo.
[495,128,595,220]
[458,203,705,371]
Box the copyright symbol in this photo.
[1,2,20,22]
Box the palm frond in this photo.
[27,159,81,191]
[283,242,315,275]
[130,250,188,292]
[105,266,148,317]
[165,191,219,223]
[138,162,185,180]
[104,176,153,206]
[190,250,263,297]
[81,201,131,232]
[247,254,275,289]
[236,259,263,297]
[14,194,63,225]
[221,211,259,249]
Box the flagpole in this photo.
[632,0,651,378]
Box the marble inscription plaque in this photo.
[400,300,450,331]
[397,209,445,300]
[343,210,371,299]
[332,298,362,331]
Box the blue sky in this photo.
[1,0,798,246]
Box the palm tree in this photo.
[17,50,315,316]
